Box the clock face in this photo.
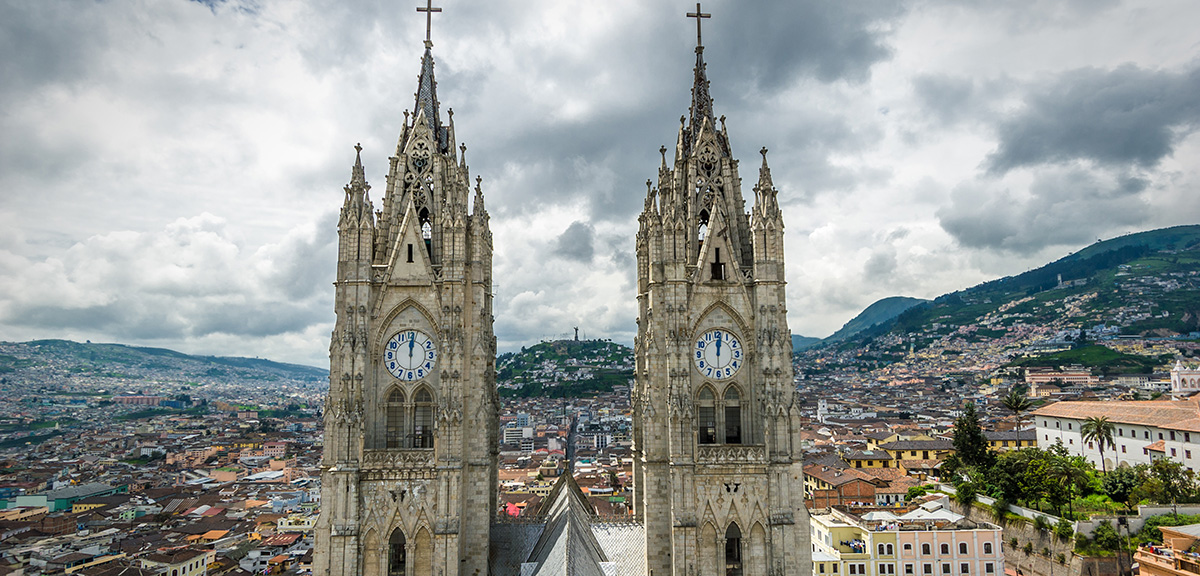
[384,330,437,381]
[694,329,742,380]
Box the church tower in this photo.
[313,8,498,576]
[633,6,812,576]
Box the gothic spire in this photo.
[413,44,445,147]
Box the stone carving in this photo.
[362,449,435,469]
[695,445,766,464]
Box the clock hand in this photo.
[408,335,415,363]
[715,337,721,360]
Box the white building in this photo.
[1171,360,1200,397]
[1032,399,1200,471]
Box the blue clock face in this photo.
[694,329,742,380]
[385,330,437,381]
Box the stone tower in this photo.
[632,13,812,576]
[313,32,498,576]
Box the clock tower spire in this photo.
[313,7,497,576]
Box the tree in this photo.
[953,402,994,470]
[1001,388,1033,447]
[1081,416,1117,473]
[1103,464,1147,511]
[1149,458,1196,515]
[954,480,978,513]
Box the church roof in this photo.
[523,474,610,576]
[413,44,449,152]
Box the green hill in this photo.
[496,339,633,398]
[869,225,1200,348]
[824,296,929,343]
[0,339,326,385]
[792,334,822,353]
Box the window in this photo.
[1187,433,1191,442]
[904,544,913,553]
[1122,445,1127,453]
[1188,450,1193,459]
[960,564,969,574]
[389,528,407,576]
[941,544,949,555]
[985,564,994,574]
[880,544,887,556]
[983,543,992,555]
[712,247,726,280]
[1055,421,1060,429]
[1160,433,1164,440]
[959,543,967,555]
[942,564,951,575]
[1146,431,1150,439]
[922,544,931,555]
[1119,428,1124,437]
[850,566,858,575]
[923,564,932,575]
[1069,439,1074,445]
[407,243,414,263]
[1068,423,1073,430]
[725,523,742,576]
[882,564,895,575]
[724,386,742,444]
[1172,448,1178,457]
[386,389,406,449]
[698,387,716,444]
[1172,431,1177,441]
[413,387,435,448]
[1088,442,1094,450]
[833,565,839,573]
[906,565,914,575]
[888,544,895,555]
[820,565,826,574]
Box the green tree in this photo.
[952,402,994,470]
[1102,465,1147,511]
[1081,416,1117,473]
[1001,388,1033,446]
[1150,458,1196,515]
[1091,520,1121,551]
[954,480,978,513]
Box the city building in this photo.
[1135,522,1200,576]
[1032,399,1200,470]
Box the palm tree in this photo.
[1002,387,1033,448]
[1081,416,1117,473]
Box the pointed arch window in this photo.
[386,389,406,449]
[698,387,717,445]
[413,387,435,449]
[724,386,742,444]
[418,207,433,260]
[388,528,406,576]
[698,209,710,257]
[725,523,743,576]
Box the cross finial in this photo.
[760,146,768,159]
[417,0,442,46]
[686,3,711,49]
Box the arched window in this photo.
[983,543,992,555]
[724,386,742,444]
[887,544,895,555]
[388,528,406,576]
[419,208,433,260]
[725,523,742,576]
[698,210,710,241]
[698,387,717,445]
[387,389,406,449]
[922,544,931,555]
[958,543,967,555]
[413,388,435,449]
[941,544,949,555]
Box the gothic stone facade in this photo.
[632,43,813,576]
[313,42,499,576]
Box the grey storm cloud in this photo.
[912,74,978,126]
[987,63,1200,173]
[554,221,596,263]
[938,168,1151,254]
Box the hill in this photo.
[497,339,633,398]
[848,225,1200,350]
[0,339,326,388]
[792,334,821,353]
[824,296,929,343]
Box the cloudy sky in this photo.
[2,0,1199,367]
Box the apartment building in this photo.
[811,503,1003,576]
[1135,523,1200,576]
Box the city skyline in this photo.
[2,0,1199,367]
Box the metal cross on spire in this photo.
[417,0,442,46]
[687,2,711,49]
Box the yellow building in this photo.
[841,450,895,469]
[983,430,1036,452]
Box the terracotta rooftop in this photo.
[1032,399,1200,427]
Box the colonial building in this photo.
[632,7,812,576]
[313,22,499,576]
[1033,399,1200,471]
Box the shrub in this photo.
[1009,537,1019,549]
[1023,542,1034,555]
[1056,553,1067,564]
[1092,521,1121,551]
[1055,518,1075,541]
[1034,515,1052,532]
